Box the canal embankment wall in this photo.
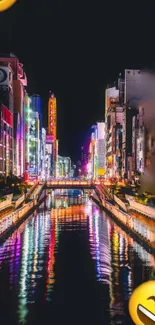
[125,195,155,219]
[0,194,13,210]
[0,184,46,243]
[91,194,155,255]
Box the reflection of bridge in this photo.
[46,180,93,189]
[51,205,87,222]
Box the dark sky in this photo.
[0,0,155,161]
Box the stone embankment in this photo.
[125,195,155,219]
[0,183,46,242]
[91,193,155,255]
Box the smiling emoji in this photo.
[0,0,16,12]
[129,280,155,325]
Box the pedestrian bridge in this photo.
[46,180,93,189]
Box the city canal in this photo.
[0,189,154,325]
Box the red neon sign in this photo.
[2,104,13,127]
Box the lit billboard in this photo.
[97,122,105,139]
[48,95,57,140]
[98,139,105,176]
[46,135,54,143]
[105,87,119,116]
[2,104,13,127]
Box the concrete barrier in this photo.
[25,183,37,199]
[0,184,46,239]
[14,194,25,209]
[126,195,155,219]
[0,200,35,236]
[101,199,155,244]
[113,195,129,212]
[0,194,13,211]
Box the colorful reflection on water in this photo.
[0,190,154,325]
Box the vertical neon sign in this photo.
[48,94,57,139]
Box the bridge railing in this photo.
[46,180,92,186]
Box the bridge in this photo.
[45,179,113,202]
[45,180,93,189]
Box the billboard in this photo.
[106,87,119,99]
[2,104,13,126]
[105,87,119,112]
[48,95,57,140]
[98,168,105,176]
[97,122,105,139]
[98,139,105,169]
[46,135,54,143]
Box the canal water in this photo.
[0,189,154,325]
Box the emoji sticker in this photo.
[0,0,16,12]
[129,280,155,325]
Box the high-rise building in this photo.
[28,99,40,178]
[30,95,42,176]
[105,70,144,180]
[0,61,14,176]
[132,115,139,174]
[57,156,71,178]
[89,123,106,179]
[0,104,13,176]
[89,125,98,179]
[136,107,146,174]
[31,94,42,138]
[40,128,46,180]
[45,135,53,178]
[122,105,137,180]
[24,93,31,182]
[97,122,106,178]
[0,53,27,177]
[105,100,123,179]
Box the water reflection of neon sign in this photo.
[45,215,59,301]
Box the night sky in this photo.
[0,0,155,161]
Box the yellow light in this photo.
[0,0,16,11]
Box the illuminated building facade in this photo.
[0,104,13,176]
[105,102,123,179]
[105,71,143,180]
[105,88,120,179]
[40,128,46,180]
[0,62,14,176]
[97,122,106,177]
[89,125,98,179]
[23,93,30,181]
[89,123,106,179]
[132,115,139,174]
[30,95,42,140]
[28,100,40,177]
[80,145,90,177]
[132,107,154,176]
[30,95,42,176]
[136,107,146,174]
[57,156,71,178]
[0,53,27,177]
[48,92,57,177]
[122,105,137,180]
[45,135,53,178]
